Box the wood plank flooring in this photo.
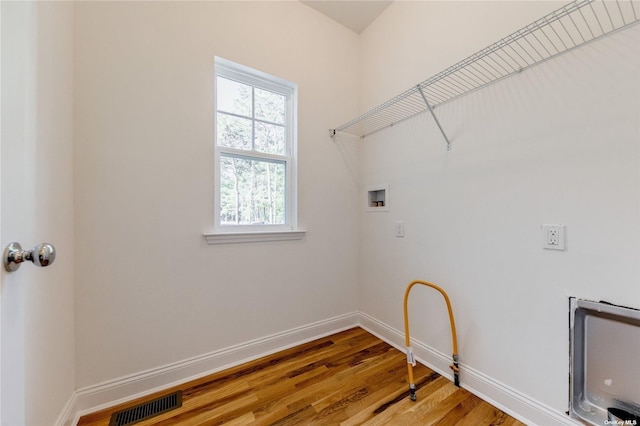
[78,327,525,425]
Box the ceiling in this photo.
[301,1,394,34]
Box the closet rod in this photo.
[329,0,640,144]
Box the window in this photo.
[207,58,303,244]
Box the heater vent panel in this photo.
[109,391,182,426]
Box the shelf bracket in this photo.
[417,85,451,151]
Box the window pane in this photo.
[255,88,285,124]
[217,113,252,150]
[219,155,286,225]
[216,77,251,117]
[255,122,286,155]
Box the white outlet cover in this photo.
[542,224,566,250]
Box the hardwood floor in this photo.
[78,327,525,425]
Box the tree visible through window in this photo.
[215,58,296,229]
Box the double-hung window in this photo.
[210,58,302,243]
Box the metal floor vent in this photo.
[109,391,182,426]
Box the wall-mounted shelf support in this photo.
[329,0,639,145]
[416,85,451,151]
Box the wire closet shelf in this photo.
[329,0,640,149]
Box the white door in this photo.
[1,3,37,423]
[1,2,75,425]
[1,3,3,420]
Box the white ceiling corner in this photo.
[301,0,394,34]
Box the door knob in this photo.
[3,242,56,272]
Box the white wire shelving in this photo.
[329,0,640,150]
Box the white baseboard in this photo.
[55,391,79,426]
[58,312,358,426]
[58,311,580,426]
[358,311,581,426]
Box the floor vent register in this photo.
[109,391,183,426]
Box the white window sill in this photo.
[203,229,306,245]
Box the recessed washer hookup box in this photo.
[570,298,640,426]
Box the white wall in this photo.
[1,2,75,425]
[12,1,634,423]
[73,1,361,389]
[359,1,640,422]
[359,1,558,111]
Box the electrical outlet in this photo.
[542,224,566,250]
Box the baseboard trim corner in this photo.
[61,312,358,425]
[59,311,579,426]
[356,311,580,426]
[55,391,79,426]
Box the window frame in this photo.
[207,58,303,244]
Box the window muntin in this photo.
[214,58,296,231]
